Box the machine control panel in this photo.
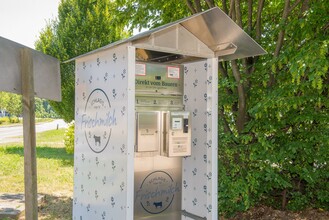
[162,111,191,157]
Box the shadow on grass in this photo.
[39,194,72,220]
[2,146,73,167]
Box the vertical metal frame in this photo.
[126,45,136,219]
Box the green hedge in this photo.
[64,121,75,154]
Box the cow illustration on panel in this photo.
[153,201,162,209]
[94,135,101,146]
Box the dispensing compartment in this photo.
[161,111,191,157]
[135,112,160,152]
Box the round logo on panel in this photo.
[136,171,180,214]
[81,88,116,153]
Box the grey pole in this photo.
[21,48,38,220]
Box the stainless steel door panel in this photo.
[134,156,182,218]
[136,112,160,152]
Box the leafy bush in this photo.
[0,116,20,125]
[287,192,309,211]
[0,117,9,125]
[218,125,329,216]
[9,116,20,123]
[217,1,329,215]
[64,121,75,154]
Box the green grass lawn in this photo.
[0,129,73,195]
[0,128,73,219]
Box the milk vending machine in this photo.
[72,7,265,220]
[134,62,191,218]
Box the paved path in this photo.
[0,119,67,143]
[0,193,44,219]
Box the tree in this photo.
[116,0,191,31]
[35,0,129,122]
[0,92,22,117]
[0,92,10,110]
[117,0,329,215]
[34,98,58,118]
[0,92,57,118]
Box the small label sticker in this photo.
[136,64,146,76]
[173,144,187,153]
[172,112,189,118]
[172,118,182,130]
[167,66,180,79]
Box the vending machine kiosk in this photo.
[71,7,265,220]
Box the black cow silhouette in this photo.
[94,135,101,146]
[153,201,162,208]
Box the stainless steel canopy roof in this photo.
[68,7,266,62]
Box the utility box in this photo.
[71,7,265,220]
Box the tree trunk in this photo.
[282,189,287,210]
[231,60,247,133]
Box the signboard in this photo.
[0,37,61,220]
[135,62,183,96]
[0,36,61,101]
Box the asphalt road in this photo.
[0,119,67,143]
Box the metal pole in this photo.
[21,48,38,220]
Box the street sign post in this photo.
[0,36,61,220]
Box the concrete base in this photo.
[0,193,44,219]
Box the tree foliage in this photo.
[115,0,191,32]
[64,120,75,154]
[0,92,10,111]
[35,0,129,122]
[0,92,58,118]
[0,92,22,117]
[34,98,59,118]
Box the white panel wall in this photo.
[182,59,218,219]
[73,44,131,220]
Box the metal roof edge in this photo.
[63,8,217,63]
[64,7,267,63]
[63,38,127,63]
